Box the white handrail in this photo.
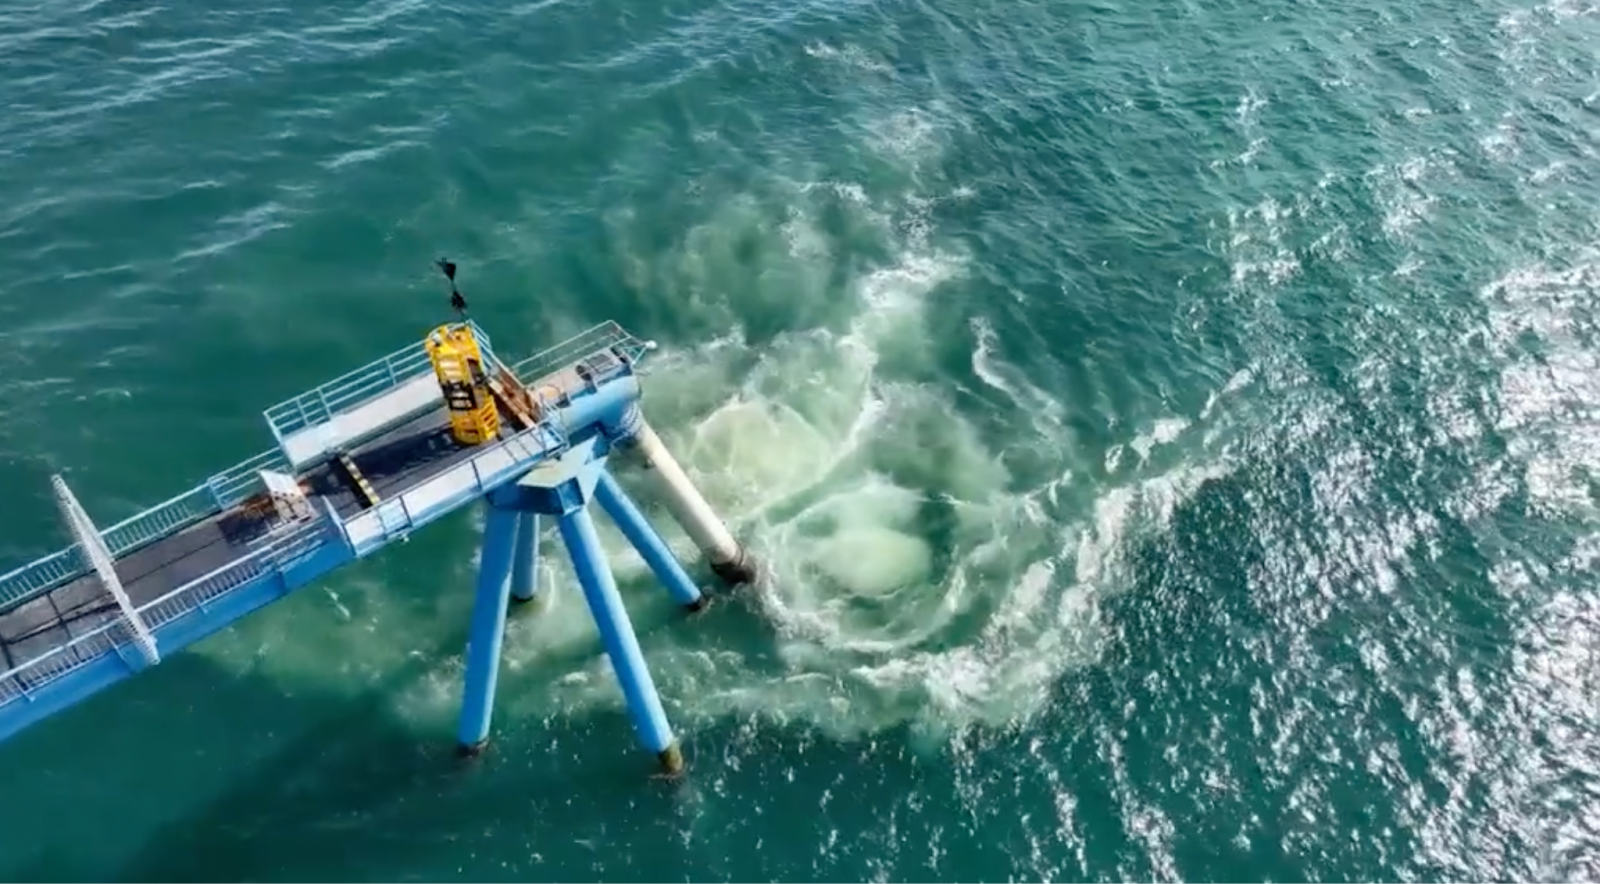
[0,515,325,699]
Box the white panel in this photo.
[50,475,160,666]
[280,374,444,468]
[259,469,302,500]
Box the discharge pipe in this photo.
[612,408,758,587]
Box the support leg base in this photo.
[456,739,488,759]
[684,595,709,614]
[656,741,685,777]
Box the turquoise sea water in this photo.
[3,0,1600,879]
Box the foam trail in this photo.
[197,101,1252,749]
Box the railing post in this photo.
[267,409,287,452]
[320,497,351,554]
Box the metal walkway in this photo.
[0,320,653,740]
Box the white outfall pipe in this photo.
[619,419,758,586]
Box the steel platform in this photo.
[0,320,653,739]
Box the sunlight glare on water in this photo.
[1,0,1600,879]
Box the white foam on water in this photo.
[802,41,893,76]
[199,102,1250,748]
[1225,197,1302,287]
[1479,253,1600,520]
[470,179,1243,743]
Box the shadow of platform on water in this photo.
[0,627,700,883]
[115,695,714,883]
[7,593,773,882]
[109,598,796,883]
[2,557,1073,884]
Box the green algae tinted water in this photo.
[2,0,1599,879]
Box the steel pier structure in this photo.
[0,319,758,773]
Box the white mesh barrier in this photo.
[50,474,160,667]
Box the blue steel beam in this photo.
[456,501,520,756]
[504,439,684,774]
[510,512,541,604]
[557,504,682,775]
[592,470,704,611]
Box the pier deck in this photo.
[0,406,476,679]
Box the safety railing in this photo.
[0,443,301,616]
[256,515,330,572]
[0,506,346,708]
[0,322,514,617]
[471,321,504,374]
[138,550,272,632]
[0,548,272,707]
[0,617,125,706]
[101,485,218,558]
[0,481,224,613]
[207,448,291,509]
[343,422,567,551]
[510,321,652,389]
[0,546,86,611]
[263,340,437,447]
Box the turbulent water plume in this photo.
[3,0,1600,879]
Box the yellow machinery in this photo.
[426,323,500,445]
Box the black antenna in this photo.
[437,258,467,316]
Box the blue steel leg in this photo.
[456,503,520,757]
[510,512,541,604]
[593,469,705,612]
[557,505,684,775]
